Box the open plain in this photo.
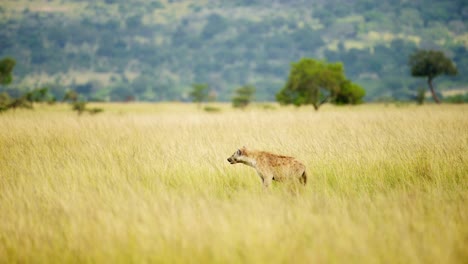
[0,103,467,263]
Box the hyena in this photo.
[227,147,307,188]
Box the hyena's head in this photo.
[227,147,247,164]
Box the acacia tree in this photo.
[232,85,255,109]
[334,80,366,105]
[409,50,457,104]
[0,57,16,85]
[276,58,364,110]
[189,83,209,108]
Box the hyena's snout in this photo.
[227,149,243,164]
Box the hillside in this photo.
[0,0,467,101]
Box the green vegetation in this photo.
[277,58,364,110]
[203,105,222,113]
[64,89,103,115]
[334,80,366,105]
[0,103,467,263]
[189,83,210,108]
[70,101,103,115]
[232,85,255,109]
[0,92,12,112]
[0,0,466,102]
[409,49,458,103]
[0,87,56,112]
[0,57,15,85]
[444,92,468,104]
[415,87,426,105]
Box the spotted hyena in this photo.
[227,146,307,188]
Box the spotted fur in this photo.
[227,146,307,188]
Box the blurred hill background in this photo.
[0,0,467,102]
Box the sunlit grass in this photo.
[0,103,467,263]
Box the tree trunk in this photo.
[312,95,329,111]
[428,77,441,104]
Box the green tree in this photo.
[409,50,458,104]
[72,101,87,115]
[189,83,209,108]
[25,87,51,103]
[63,90,79,102]
[0,57,16,85]
[276,58,349,110]
[333,81,366,105]
[415,87,426,105]
[0,92,12,112]
[232,85,255,109]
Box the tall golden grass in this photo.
[0,103,467,263]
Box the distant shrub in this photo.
[63,90,79,102]
[203,106,221,113]
[10,97,33,110]
[260,104,276,110]
[48,96,57,105]
[0,92,11,112]
[444,93,468,104]
[71,101,104,115]
[232,85,255,109]
[25,87,50,103]
[72,101,87,115]
[416,87,426,105]
[88,107,104,115]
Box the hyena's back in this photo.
[257,152,307,184]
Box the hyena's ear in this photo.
[238,146,247,155]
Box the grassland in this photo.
[0,103,467,263]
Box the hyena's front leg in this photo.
[256,169,273,188]
[262,176,273,188]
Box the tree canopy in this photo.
[189,83,210,108]
[232,85,255,109]
[0,57,16,85]
[276,58,364,110]
[409,50,457,103]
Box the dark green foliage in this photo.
[444,93,468,104]
[189,83,209,107]
[416,87,426,105]
[0,92,11,112]
[409,50,457,79]
[0,57,16,85]
[0,87,54,112]
[66,89,103,115]
[232,85,255,109]
[25,87,51,103]
[63,90,79,102]
[8,97,33,110]
[88,107,104,114]
[72,101,87,115]
[409,50,458,103]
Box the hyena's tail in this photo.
[300,171,307,185]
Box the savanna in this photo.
[0,103,467,263]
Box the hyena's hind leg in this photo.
[300,171,307,185]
